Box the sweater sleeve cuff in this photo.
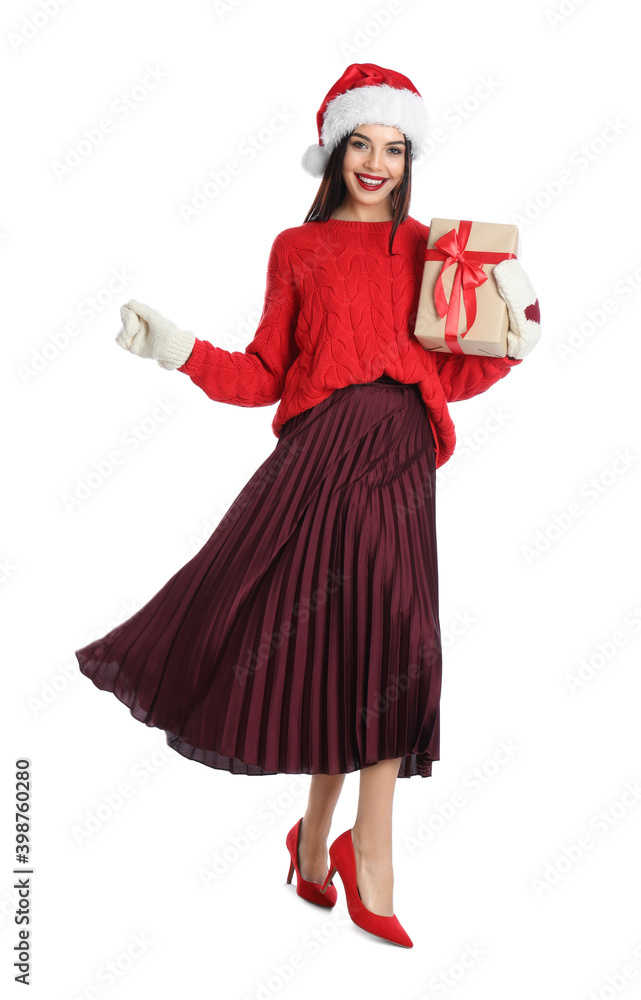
[177,336,206,375]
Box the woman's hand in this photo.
[493,259,541,360]
[115,299,196,370]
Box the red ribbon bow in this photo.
[425,220,515,354]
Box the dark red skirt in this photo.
[75,375,442,778]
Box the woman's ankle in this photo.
[351,825,393,860]
[301,814,331,844]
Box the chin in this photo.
[351,183,388,204]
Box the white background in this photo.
[2,0,640,996]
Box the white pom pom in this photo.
[301,143,330,177]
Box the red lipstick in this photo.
[354,172,387,191]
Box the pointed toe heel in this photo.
[321,827,413,948]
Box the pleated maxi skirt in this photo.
[75,374,442,778]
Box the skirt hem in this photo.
[76,664,437,779]
[165,729,437,778]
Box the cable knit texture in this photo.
[177,216,522,468]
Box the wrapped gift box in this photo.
[414,218,520,357]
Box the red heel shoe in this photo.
[285,817,337,908]
[319,828,413,947]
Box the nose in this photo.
[364,148,384,171]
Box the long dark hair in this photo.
[303,130,413,255]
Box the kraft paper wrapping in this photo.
[414,218,519,357]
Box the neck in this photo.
[330,195,394,223]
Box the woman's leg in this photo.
[297,773,346,883]
[351,756,403,916]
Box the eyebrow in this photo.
[350,131,406,146]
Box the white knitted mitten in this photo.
[116,299,196,370]
[493,259,541,360]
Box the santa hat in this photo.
[302,62,430,178]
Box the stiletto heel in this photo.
[285,817,337,907]
[320,864,337,892]
[319,827,413,947]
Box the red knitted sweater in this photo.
[177,216,522,468]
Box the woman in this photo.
[75,63,541,948]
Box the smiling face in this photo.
[340,123,407,211]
